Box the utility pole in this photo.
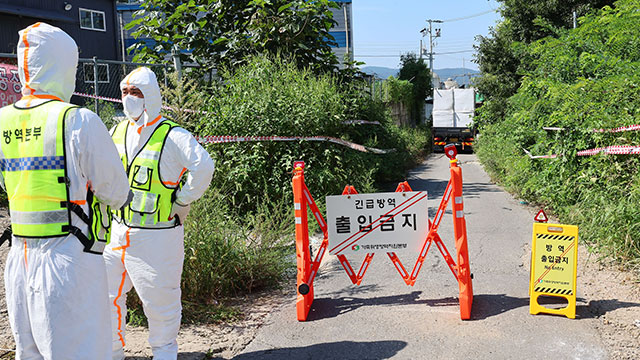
[426,19,442,73]
[419,27,427,60]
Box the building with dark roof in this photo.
[0,0,121,60]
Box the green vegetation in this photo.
[374,76,414,107]
[474,0,615,122]
[182,55,429,211]
[398,53,432,125]
[474,0,640,267]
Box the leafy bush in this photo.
[190,55,429,211]
[476,0,640,267]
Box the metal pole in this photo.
[426,19,442,72]
[573,9,577,29]
[428,20,433,72]
[93,56,99,114]
[118,12,126,61]
[343,4,349,54]
[172,49,182,82]
[164,64,168,87]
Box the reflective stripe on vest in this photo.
[0,101,74,237]
[111,119,179,229]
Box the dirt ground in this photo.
[0,209,639,359]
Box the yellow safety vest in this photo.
[0,100,111,253]
[111,119,180,229]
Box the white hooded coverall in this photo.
[103,67,215,360]
[2,23,131,359]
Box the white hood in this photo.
[17,22,78,103]
[120,67,162,124]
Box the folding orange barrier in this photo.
[291,144,473,321]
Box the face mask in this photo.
[122,95,145,121]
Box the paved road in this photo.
[234,154,606,360]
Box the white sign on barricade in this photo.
[327,191,428,256]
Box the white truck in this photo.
[431,88,476,152]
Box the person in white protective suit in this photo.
[103,67,215,360]
[0,23,131,359]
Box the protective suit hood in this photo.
[120,67,162,124]
[17,22,78,103]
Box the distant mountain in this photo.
[361,66,398,79]
[434,68,480,87]
[361,66,480,87]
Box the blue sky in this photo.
[352,0,502,70]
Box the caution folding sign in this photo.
[529,223,578,319]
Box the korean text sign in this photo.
[327,191,428,256]
[0,63,20,107]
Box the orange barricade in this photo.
[291,144,473,321]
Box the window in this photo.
[83,63,110,84]
[79,8,106,31]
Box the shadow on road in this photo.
[470,294,530,320]
[307,291,426,320]
[227,340,407,360]
[307,292,536,321]
[577,298,640,319]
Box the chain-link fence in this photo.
[0,53,173,116]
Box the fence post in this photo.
[93,56,99,114]
[171,49,182,82]
[163,64,168,88]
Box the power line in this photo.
[356,49,475,58]
[435,50,475,55]
[441,9,497,23]
[355,55,403,58]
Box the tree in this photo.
[127,0,340,73]
[472,0,616,126]
[398,53,432,125]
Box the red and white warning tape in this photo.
[73,91,121,103]
[2,83,392,154]
[74,91,200,113]
[544,124,640,133]
[196,135,395,154]
[576,145,640,156]
[522,148,559,159]
[343,120,381,125]
[525,145,640,158]
[593,124,640,133]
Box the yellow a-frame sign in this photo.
[529,223,578,319]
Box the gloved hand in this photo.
[169,202,191,225]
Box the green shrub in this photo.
[476,0,640,268]
[193,55,428,211]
